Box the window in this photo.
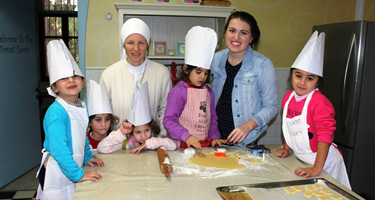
[38,0,78,82]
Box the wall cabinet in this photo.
[115,3,234,64]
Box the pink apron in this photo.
[179,86,211,141]
[282,90,351,189]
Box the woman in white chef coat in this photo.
[275,31,351,189]
[100,18,172,137]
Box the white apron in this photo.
[282,90,351,189]
[179,86,211,141]
[36,96,89,199]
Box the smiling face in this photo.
[89,114,111,139]
[124,33,148,66]
[51,75,84,103]
[292,69,320,96]
[184,65,209,87]
[132,124,152,144]
[225,18,253,57]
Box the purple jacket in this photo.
[163,80,221,142]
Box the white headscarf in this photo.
[120,18,150,59]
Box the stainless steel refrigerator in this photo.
[313,21,375,199]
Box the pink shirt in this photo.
[282,90,336,152]
[97,129,177,153]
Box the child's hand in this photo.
[211,139,226,147]
[294,166,322,178]
[275,149,289,158]
[87,157,104,167]
[79,171,102,182]
[186,136,201,149]
[129,143,146,154]
[120,122,133,135]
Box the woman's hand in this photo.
[227,120,258,143]
[87,157,104,167]
[211,139,226,147]
[129,143,146,154]
[275,149,289,158]
[79,171,102,182]
[120,122,133,135]
[186,136,201,149]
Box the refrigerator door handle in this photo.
[342,33,356,121]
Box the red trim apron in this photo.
[283,90,351,189]
[178,86,211,147]
[36,96,88,199]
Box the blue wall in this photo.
[0,0,41,187]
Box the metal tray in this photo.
[216,178,359,200]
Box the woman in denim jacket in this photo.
[210,11,278,146]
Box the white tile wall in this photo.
[86,67,291,145]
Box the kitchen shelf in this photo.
[148,55,184,60]
[114,3,234,61]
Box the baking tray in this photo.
[216,178,359,200]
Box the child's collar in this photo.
[183,77,204,88]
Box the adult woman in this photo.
[100,18,172,137]
[210,11,278,146]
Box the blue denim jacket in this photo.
[210,46,279,146]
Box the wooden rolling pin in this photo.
[157,147,171,177]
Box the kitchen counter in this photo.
[73,144,363,199]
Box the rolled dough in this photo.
[188,151,246,170]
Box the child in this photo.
[36,40,104,200]
[275,31,351,189]
[163,26,226,149]
[97,81,177,154]
[86,79,119,150]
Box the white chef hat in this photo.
[127,81,151,126]
[120,18,150,59]
[185,26,218,69]
[86,79,113,117]
[46,40,84,97]
[291,31,326,77]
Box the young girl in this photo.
[86,79,119,150]
[36,40,104,200]
[97,81,177,154]
[163,26,226,149]
[275,31,351,189]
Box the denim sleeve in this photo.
[252,58,279,129]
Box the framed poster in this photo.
[177,41,185,56]
[153,42,166,56]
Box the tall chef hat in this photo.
[86,79,113,117]
[120,18,150,59]
[291,31,326,77]
[185,26,218,69]
[127,81,151,126]
[46,39,84,97]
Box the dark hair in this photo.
[126,119,161,136]
[287,68,327,95]
[180,64,210,84]
[224,11,261,49]
[88,114,119,135]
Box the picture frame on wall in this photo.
[177,41,185,56]
[153,42,167,56]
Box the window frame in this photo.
[37,2,77,82]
